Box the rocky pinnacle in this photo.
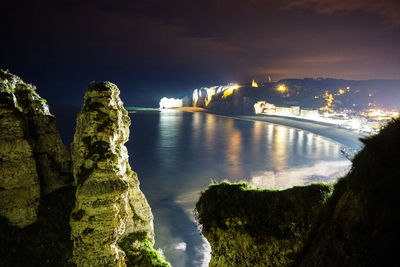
[70,82,154,266]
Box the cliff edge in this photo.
[196,182,331,266]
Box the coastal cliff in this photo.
[0,71,168,266]
[196,119,400,266]
[0,69,72,228]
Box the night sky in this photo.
[1,0,400,107]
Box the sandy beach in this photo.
[173,108,365,150]
[236,115,364,150]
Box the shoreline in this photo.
[236,114,364,150]
[164,107,364,150]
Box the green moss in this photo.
[0,78,15,94]
[196,182,331,239]
[0,91,23,113]
[14,98,24,112]
[196,182,331,266]
[119,232,170,267]
[30,89,47,104]
[126,166,133,177]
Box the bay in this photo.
[128,109,354,266]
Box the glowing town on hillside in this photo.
[159,80,399,134]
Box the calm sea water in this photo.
[127,110,352,267]
[53,107,353,267]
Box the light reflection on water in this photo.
[128,110,352,267]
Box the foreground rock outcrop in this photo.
[0,70,71,228]
[1,71,168,266]
[70,82,167,266]
[196,119,400,266]
[196,182,331,266]
[298,119,400,266]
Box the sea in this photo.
[54,107,357,267]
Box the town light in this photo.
[276,84,287,93]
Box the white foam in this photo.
[174,242,187,251]
[193,235,211,267]
[249,160,351,190]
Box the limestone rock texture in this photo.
[195,182,331,266]
[0,69,71,228]
[70,82,160,266]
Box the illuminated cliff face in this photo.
[159,97,183,108]
[192,84,240,107]
[205,88,216,106]
[222,86,238,98]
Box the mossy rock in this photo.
[196,182,331,239]
[119,232,170,267]
[196,182,331,266]
[299,119,400,266]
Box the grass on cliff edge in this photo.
[119,231,170,267]
[195,181,332,242]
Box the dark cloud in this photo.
[284,0,400,26]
